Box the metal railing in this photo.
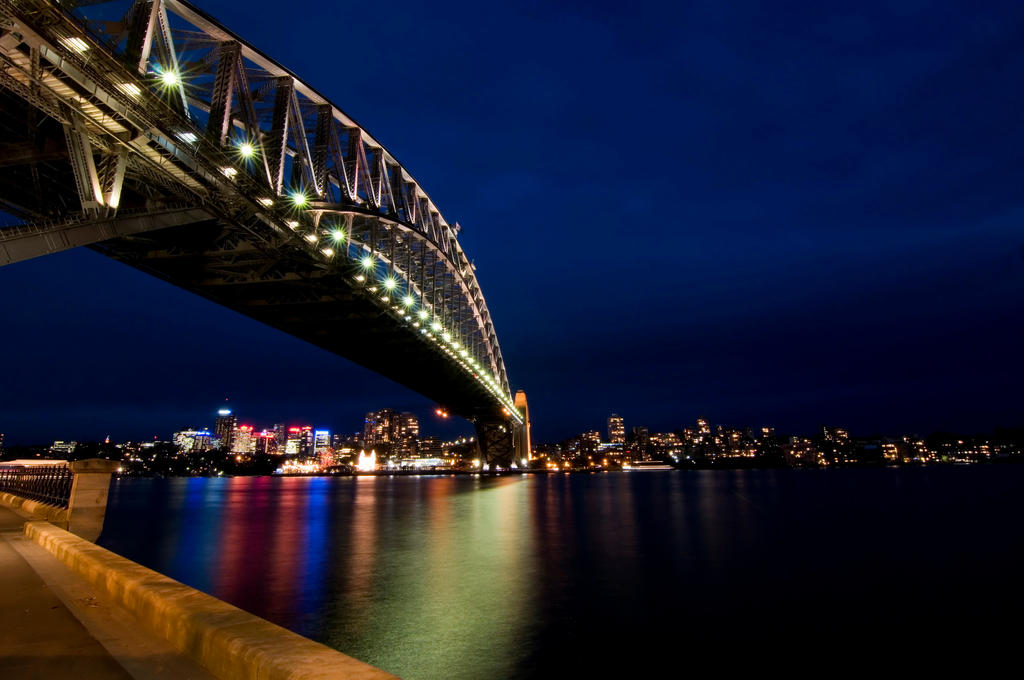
[0,465,74,508]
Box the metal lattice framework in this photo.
[0,0,523,430]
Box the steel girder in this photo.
[0,0,520,425]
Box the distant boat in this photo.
[625,461,675,471]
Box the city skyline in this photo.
[2,0,1024,444]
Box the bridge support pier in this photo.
[474,419,515,470]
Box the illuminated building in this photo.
[394,413,418,457]
[822,427,850,443]
[314,430,331,455]
[173,429,214,453]
[0,432,4,454]
[364,408,396,444]
[419,435,443,457]
[285,427,302,454]
[364,409,419,454]
[608,414,625,444]
[214,409,236,449]
[255,430,277,455]
[300,426,315,456]
[696,418,711,435]
[231,425,254,454]
[50,440,77,456]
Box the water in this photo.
[100,468,1024,677]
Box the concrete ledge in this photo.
[0,491,68,526]
[24,521,398,680]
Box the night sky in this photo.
[2,0,1024,445]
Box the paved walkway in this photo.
[0,505,214,680]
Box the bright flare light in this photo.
[331,229,345,241]
[418,309,429,320]
[290,191,308,207]
[383,278,397,290]
[238,142,255,158]
[160,69,179,86]
[431,322,441,332]
[361,256,374,269]
[403,295,415,307]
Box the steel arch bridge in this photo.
[0,0,527,465]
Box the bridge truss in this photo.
[0,0,526,462]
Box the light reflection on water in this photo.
[101,468,1024,678]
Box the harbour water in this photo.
[99,467,1024,678]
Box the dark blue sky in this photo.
[3,0,1024,445]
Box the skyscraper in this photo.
[364,409,419,455]
[314,430,331,456]
[608,414,625,444]
[394,413,419,457]
[364,408,396,445]
[214,408,236,449]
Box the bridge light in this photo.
[286,220,299,229]
[442,332,451,342]
[220,166,237,178]
[383,277,397,290]
[258,197,274,207]
[418,309,429,320]
[60,37,90,53]
[431,322,441,332]
[160,69,180,87]
[361,255,375,269]
[177,131,198,144]
[321,247,334,256]
[402,295,415,307]
[290,191,308,207]
[238,142,256,159]
[304,233,318,243]
[118,82,142,98]
[354,274,365,282]
[331,229,345,242]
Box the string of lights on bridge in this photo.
[55,31,521,424]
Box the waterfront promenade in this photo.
[0,503,215,679]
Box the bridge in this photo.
[0,0,528,465]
